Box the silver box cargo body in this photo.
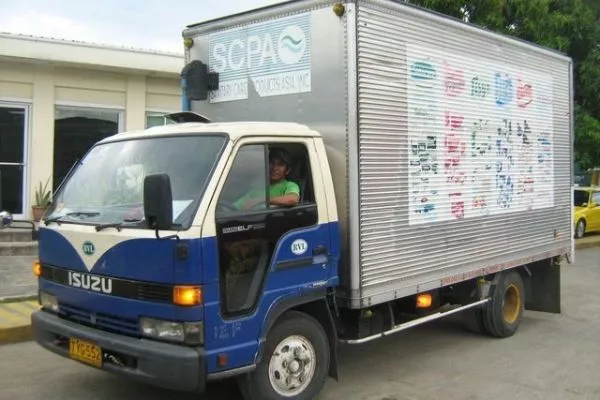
[183,0,573,309]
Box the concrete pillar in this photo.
[28,65,55,218]
[125,75,146,131]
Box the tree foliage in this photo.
[409,0,600,170]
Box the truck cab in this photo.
[25,120,341,394]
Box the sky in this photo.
[0,0,282,54]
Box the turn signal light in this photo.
[33,260,42,277]
[416,293,432,309]
[218,353,228,367]
[173,285,202,306]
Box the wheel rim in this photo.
[502,284,521,324]
[268,335,316,397]
[577,221,585,237]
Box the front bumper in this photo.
[31,310,206,393]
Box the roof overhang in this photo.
[0,33,184,78]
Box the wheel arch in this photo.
[256,289,339,380]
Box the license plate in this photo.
[69,338,102,368]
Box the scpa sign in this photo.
[208,13,312,103]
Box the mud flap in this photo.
[523,258,561,314]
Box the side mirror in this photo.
[0,210,13,229]
[143,174,173,231]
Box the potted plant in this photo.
[32,178,52,222]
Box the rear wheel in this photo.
[481,271,525,338]
[575,219,586,239]
[239,311,330,400]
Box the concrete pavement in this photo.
[0,226,38,302]
[0,255,37,301]
[575,232,600,249]
[0,300,38,345]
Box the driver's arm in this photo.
[270,193,299,207]
[269,181,300,207]
[235,181,300,210]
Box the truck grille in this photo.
[41,264,173,304]
[58,303,139,337]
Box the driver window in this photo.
[218,144,267,214]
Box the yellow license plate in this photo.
[69,338,103,368]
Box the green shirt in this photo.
[234,180,300,210]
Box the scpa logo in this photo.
[211,24,307,73]
[208,12,312,102]
[82,241,95,256]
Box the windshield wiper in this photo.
[44,211,101,226]
[95,218,143,232]
[44,216,62,226]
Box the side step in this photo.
[340,298,490,345]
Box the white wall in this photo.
[0,59,181,218]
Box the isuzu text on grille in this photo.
[68,271,113,294]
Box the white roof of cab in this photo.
[101,121,321,144]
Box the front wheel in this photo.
[239,311,330,400]
[575,219,586,239]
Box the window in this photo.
[217,143,314,216]
[574,190,590,207]
[218,145,268,214]
[0,105,27,215]
[53,106,122,191]
[45,135,226,230]
[592,192,600,205]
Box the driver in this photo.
[234,148,300,210]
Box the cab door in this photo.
[201,137,334,373]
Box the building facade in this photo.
[0,33,183,219]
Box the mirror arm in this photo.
[154,229,180,241]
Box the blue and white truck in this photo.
[0,1,574,399]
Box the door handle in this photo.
[312,246,327,256]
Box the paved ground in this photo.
[0,300,37,344]
[0,248,598,400]
[0,255,37,300]
[577,232,600,250]
[0,226,38,301]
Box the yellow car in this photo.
[574,186,600,238]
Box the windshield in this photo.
[574,190,590,207]
[45,134,227,229]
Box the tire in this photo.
[239,311,330,400]
[462,306,485,334]
[575,219,586,239]
[480,271,525,338]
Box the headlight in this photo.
[140,317,203,345]
[39,291,59,313]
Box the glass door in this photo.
[0,104,28,218]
